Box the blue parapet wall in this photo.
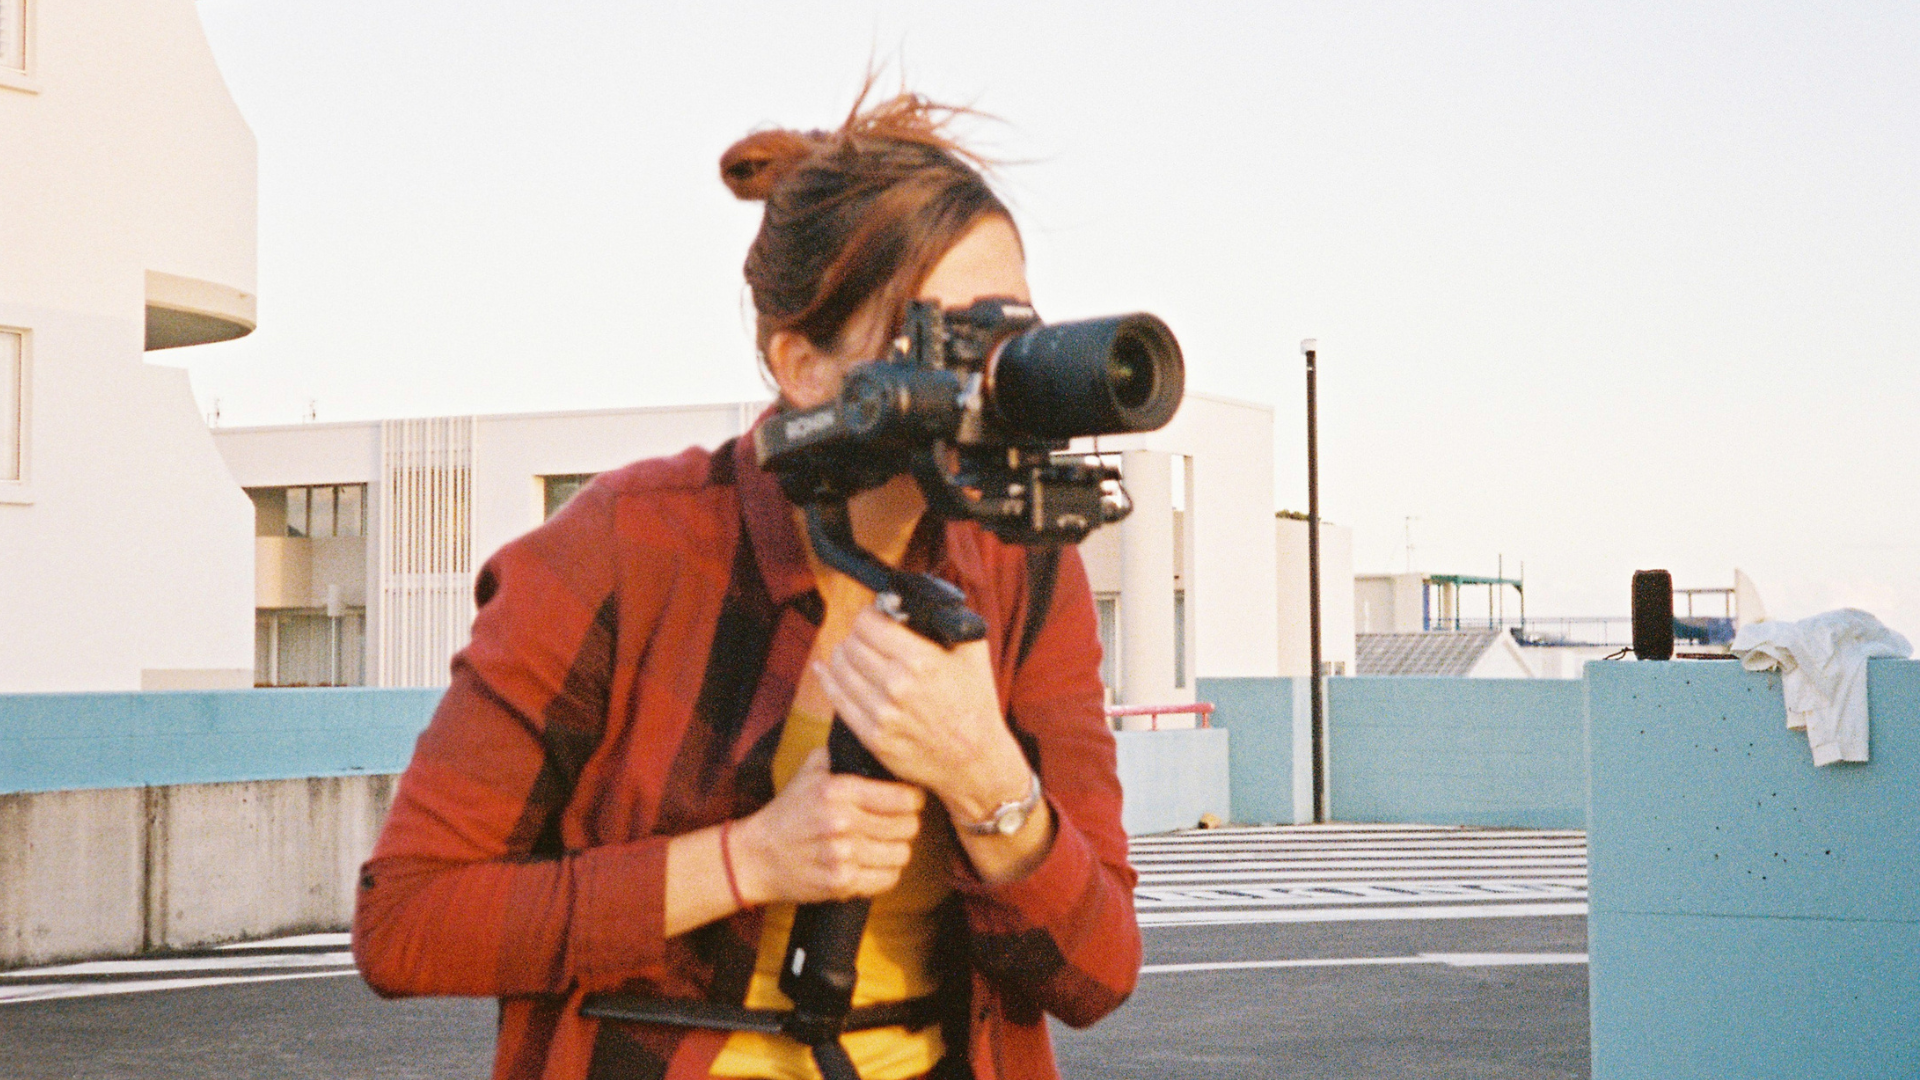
[0,689,442,794]
[1328,677,1587,829]
[1585,660,1920,1079]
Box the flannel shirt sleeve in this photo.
[352,481,671,998]
[953,545,1141,1028]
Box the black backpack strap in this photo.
[1015,545,1062,671]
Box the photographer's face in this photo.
[769,215,1030,410]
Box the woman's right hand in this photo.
[731,747,924,906]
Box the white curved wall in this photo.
[0,0,257,690]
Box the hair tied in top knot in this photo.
[720,129,820,201]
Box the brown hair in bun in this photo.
[719,129,826,202]
[721,87,1010,359]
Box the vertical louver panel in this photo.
[374,416,475,687]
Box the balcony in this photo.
[144,270,255,351]
[255,536,366,610]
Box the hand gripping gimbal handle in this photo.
[776,505,986,1069]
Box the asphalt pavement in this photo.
[1,825,1590,1079]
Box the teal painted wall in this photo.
[1201,675,1585,828]
[1328,677,1587,829]
[0,689,441,794]
[1198,676,1307,825]
[1586,660,1920,1079]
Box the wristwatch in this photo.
[964,770,1043,837]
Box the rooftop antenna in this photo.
[1404,516,1418,573]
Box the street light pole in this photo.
[1302,338,1327,823]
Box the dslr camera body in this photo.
[755,297,1184,546]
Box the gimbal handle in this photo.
[775,503,985,1059]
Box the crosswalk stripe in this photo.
[1131,824,1586,927]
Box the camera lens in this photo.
[988,314,1183,438]
[1107,333,1156,411]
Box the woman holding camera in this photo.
[353,91,1141,1080]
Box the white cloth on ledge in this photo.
[1731,609,1911,766]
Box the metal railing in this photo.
[1105,702,1215,730]
[1404,615,1637,647]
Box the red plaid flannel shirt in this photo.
[352,430,1140,1080]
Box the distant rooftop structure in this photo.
[1356,629,1533,678]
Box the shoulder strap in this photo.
[1015,545,1063,671]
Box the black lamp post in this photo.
[1302,338,1327,823]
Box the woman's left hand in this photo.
[815,606,1034,828]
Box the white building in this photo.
[0,0,259,691]
[214,394,1291,718]
[1275,515,1356,677]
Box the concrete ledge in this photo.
[0,775,396,969]
[0,788,144,965]
[1115,728,1230,835]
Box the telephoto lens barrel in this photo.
[987,314,1183,438]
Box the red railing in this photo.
[1104,702,1215,730]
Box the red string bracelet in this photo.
[718,820,747,911]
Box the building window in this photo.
[543,473,597,519]
[0,329,21,483]
[250,484,368,538]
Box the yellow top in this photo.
[708,568,955,1080]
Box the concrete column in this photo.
[1118,450,1178,723]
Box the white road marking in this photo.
[1137,869,1586,885]
[216,933,352,950]
[0,968,360,1005]
[1134,879,1588,908]
[1141,952,1587,974]
[0,951,355,979]
[1138,901,1590,926]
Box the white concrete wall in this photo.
[0,0,258,691]
[1072,393,1281,682]
[0,776,395,968]
[1354,572,1428,634]
[1277,517,1357,677]
[1116,449,1180,712]
[216,422,382,490]
[470,402,757,566]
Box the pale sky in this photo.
[182,1,1920,637]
